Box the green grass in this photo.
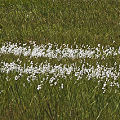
[0,0,120,119]
[1,71,120,120]
[0,0,120,47]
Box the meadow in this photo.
[0,0,120,120]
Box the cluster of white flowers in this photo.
[0,61,120,92]
[0,41,120,93]
[0,41,119,60]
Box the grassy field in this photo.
[0,0,120,120]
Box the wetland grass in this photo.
[0,0,120,119]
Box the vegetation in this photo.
[0,0,120,119]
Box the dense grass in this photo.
[0,0,120,120]
[1,70,120,120]
[0,0,120,47]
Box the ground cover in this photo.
[0,0,120,120]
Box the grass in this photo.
[0,0,120,47]
[0,0,120,119]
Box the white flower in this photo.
[37,85,42,90]
[61,83,64,89]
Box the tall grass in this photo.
[0,0,120,119]
[0,0,120,47]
